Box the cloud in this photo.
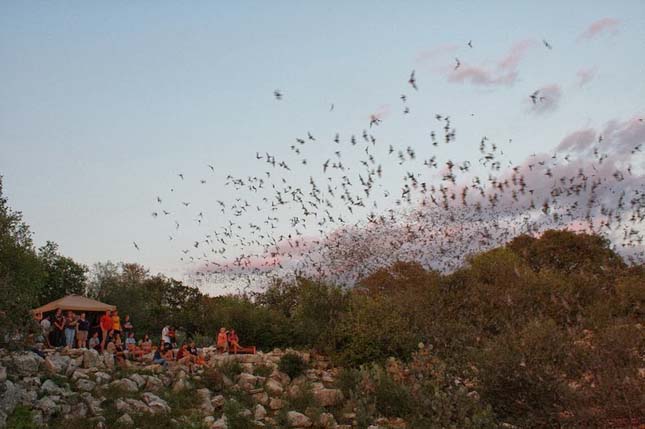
[416,43,460,64]
[528,84,562,114]
[576,67,598,87]
[578,18,621,41]
[447,39,536,87]
[556,128,596,152]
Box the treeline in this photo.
[1,177,643,426]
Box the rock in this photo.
[144,375,163,392]
[124,399,149,414]
[211,394,225,409]
[35,396,60,417]
[129,373,146,388]
[313,388,344,407]
[11,352,42,376]
[264,378,284,397]
[110,378,138,393]
[286,411,312,427]
[82,349,100,369]
[101,352,114,370]
[211,416,228,429]
[319,412,338,428]
[0,366,6,383]
[76,378,96,392]
[196,388,215,415]
[94,372,112,384]
[41,379,64,395]
[252,391,269,406]
[142,392,171,414]
[0,380,19,417]
[116,413,134,426]
[81,392,103,416]
[254,404,267,420]
[71,369,90,381]
[114,399,129,413]
[68,402,88,419]
[44,354,71,374]
[268,397,284,410]
[237,372,258,391]
[171,378,190,392]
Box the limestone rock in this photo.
[286,411,312,427]
[41,379,64,395]
[142,392,171,414]
[76,378,96,392]
[254,404,267,420]
[11,352,43,377]
[313,388,344,407]
[44,354,71,374]
[116,413,134,426]
[211,394,225,409]
[319,412,338,428]
[110,378,138,393]
[264,378,284,397]
[94,372,112,385]
[129,373,146,388]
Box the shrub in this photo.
[219,359,243,379]
[253,363,273,377]
[278,352,308,379]
[223,400,256,429]
[5,405,38,429]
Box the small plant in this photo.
[336,367,362,397]
[278,352,308,379]
[373,369,413,418]
[5,405,38,429]
[219,359,243,379]
[200,367,224,391]
[223,399,256,429]
[253,363,273,377]
[287,382,318,412]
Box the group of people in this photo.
[36,308,133,351]
[35,309,248,372]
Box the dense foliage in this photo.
[1,177,643,426]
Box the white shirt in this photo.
[40,318,51,333]
[161,326,170,344]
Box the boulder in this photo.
[80,392,103,416]
[41,379,64,395]
[211,394,225,409]
[44,354,71,374]
[268,397,284,410]
[94,372,112,385]
[0,380,19,416]
[124,399,150,414]
[11,352,42,376]
[264,378,284,397]
[129,373,146,388]
[144,375,163,392]
[211,416,228,429]
[254,404,267,420]
[0,366,6,383]
[142,392,171,414]
[313,388,344,407]
[35,396,60,417]
[196,388,215,415]
[286,411,313,427]
[318,412,338,428]
[116,413,135,426]
[237,372,258,391]
[82,349,100,369]
[76,378,96,392]
[252,391,269,406]
[110,378,138,393]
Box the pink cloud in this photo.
[576,67,598,87]
[498,39,538,70]
[449,65,517,86]
[416,43,460,63]
[578,18,621,41]
[556,128,596,152]
[447,39,536,87]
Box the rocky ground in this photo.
[0,347,409,429]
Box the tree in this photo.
[38,241,88,304]
[0,176,44,347]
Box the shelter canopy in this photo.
[32,295,116,314]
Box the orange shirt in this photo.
[100,315,113,331]
[217,332,228,346]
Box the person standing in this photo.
[111,310,121,336]
[76,312,90,348]
[122,314,133,337]
[161,325,171,346]
[100,310,113,351]
[64,311,77,348]
[40,315,52,348]
[52,309,65,347]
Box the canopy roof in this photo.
[32,295,116,314]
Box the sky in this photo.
[1,1,644,292]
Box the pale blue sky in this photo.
[1,1,644,283]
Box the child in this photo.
[88,331,101,351]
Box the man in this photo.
[39,314,52,348]
[100,310,113,351]
[76,312,90,348]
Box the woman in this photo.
[139,334,153,354]
[52,309,65,347]
[228,329,240,353]
[76,312,90,348]
[216,327,229,353]
[64,311,77,348]
[111,310,121,336]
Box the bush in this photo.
[5,405,38,429]
[278,352,308,379]
[219,359,243,379]
[253,363,273,377]
[223,400,256,429]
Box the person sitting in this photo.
[152,344,168,367]
[216,327,229,353]
[176,343,196,371]
[188,340,206,366]
[88,331,101,351]
[112,334,126,364]
[228,329,240,353]
[139,334,153,354]
[124,332,142,360]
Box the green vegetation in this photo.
[278,352,308,379]
[5,405,38,429]
[1,176,643,427]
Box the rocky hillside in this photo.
[0,347,433,429]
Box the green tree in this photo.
[38,241,88,304]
